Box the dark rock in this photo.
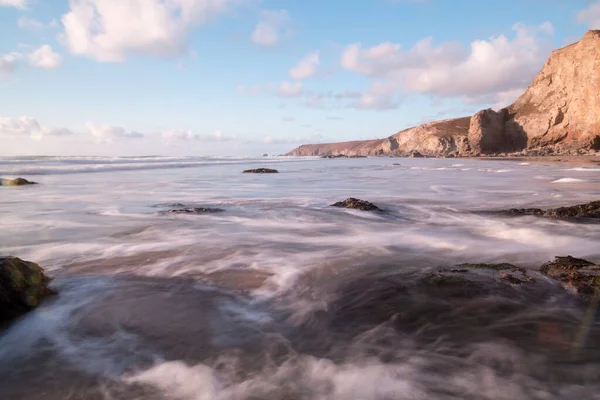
[165,207,225,215]
[152,203,187,208]
[0,178,37,186]
[409,151,424,158]
[504,201,600,221]
[0,257,56,326]
[505,208,544,216]
[455,262,527,274]
[243,168,279,173]
[540,256,600,297]
[331,197,381,212]
[544,201,600,219]
[263,153,269,157]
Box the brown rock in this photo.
[505,200,600,221]
[468,109,527,154]
[540,256,600,297]
[0,257,56,326]
[331,197,381,212]
[509,30,600,150]
[0,178,37,186]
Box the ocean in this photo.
[1,155,600,399]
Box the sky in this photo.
[1,0,600,156]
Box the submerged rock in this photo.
[331,197,381,212]
[0,257,55,326]
[0,178,37,186]
[504,200,600,221]
[540,256,600,297]
[243,168,279,173]
[164,207,225,215]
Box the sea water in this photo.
[1,156,599,399]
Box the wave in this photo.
[0,156,299,176]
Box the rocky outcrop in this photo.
[287,117,471,157]
[287,31,600,157]
[331,198,381,212]
[468,109,527,155]
[504,200,600,221]
[243,168,279,173]
[540,256,600,297]
[1,178,37,186]
[0,257,55,326]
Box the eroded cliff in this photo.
[287,31,600,157]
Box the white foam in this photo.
[567,167,600,172]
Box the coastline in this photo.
[473,154,600,165]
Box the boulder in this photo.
[0,257,55,326]
[540,256,600,297]
[243,168,279,173]
[0,178,37,186]
[331,197,381,212]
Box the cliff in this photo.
[287,30,600,157]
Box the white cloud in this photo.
[0,0,27,8]
[577,1,600,29]
[60,0,235,62]
[0,52,21,79]
[340,22,553,105]
[28,45,62,69]
[289,51,319,80]
[251,9,290,47]
[0,116,74,139]
[238,81,303,98]
[162,129,235,145]
[18,17,59,30]
[86,122,144,143]
[352,81,400,110]
[277,81,303,97]
[261,132,322,145]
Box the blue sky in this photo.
[1,0,599,156]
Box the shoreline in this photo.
[473,155,600,165]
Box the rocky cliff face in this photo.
[287,30,600,157]
[509,30,600,150]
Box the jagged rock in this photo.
[0,178,37,186]
[540,256,600,297]
[505,200,600,221]
[243,168,279,173]
[468,109,527,154]
[409,151,424,158]
[331,198,381,212]
[0,257,55,326]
